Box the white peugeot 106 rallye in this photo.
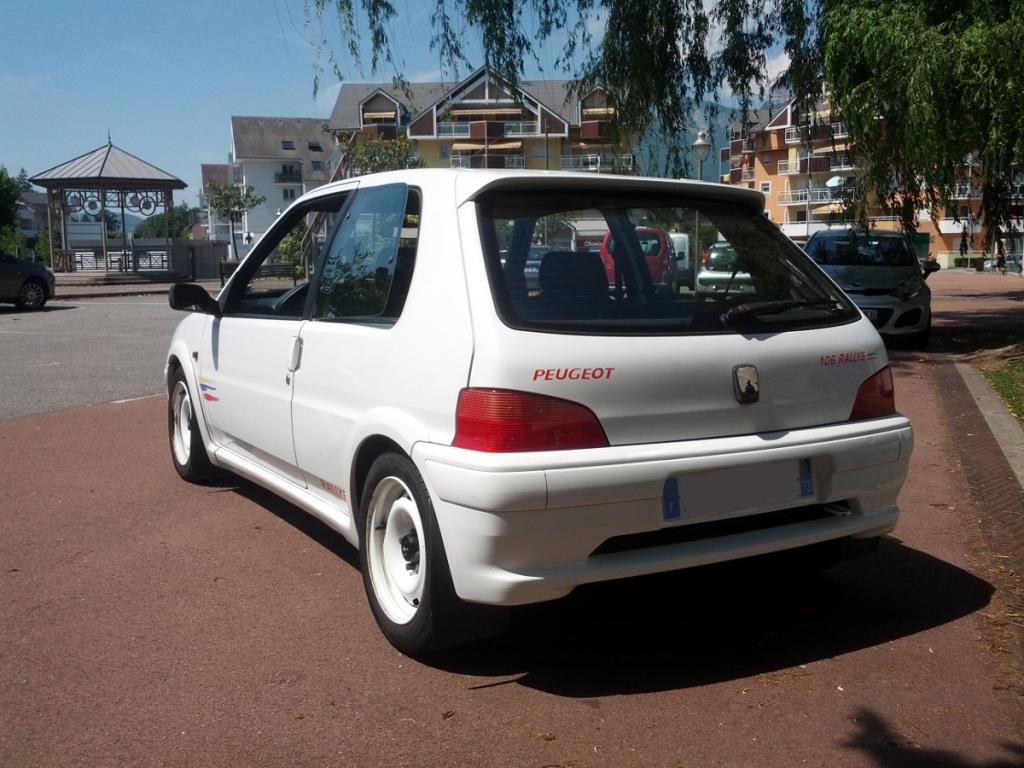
[165,169,913,656]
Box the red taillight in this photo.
[453,388,609,452]
[700,249,710,267]
[849,366,895,421]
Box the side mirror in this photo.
[169,283,221,316]
[921,260,940,279]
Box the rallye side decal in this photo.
[199,379,219,402]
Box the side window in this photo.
[313,184,420,324]
[227,193,350,318]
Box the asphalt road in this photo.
[0,297,180,420]
[1,276,1022,767]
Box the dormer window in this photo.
[281,139,295,150]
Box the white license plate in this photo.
[662,459,815,522]
[862,308,878,320]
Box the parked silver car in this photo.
[694,242,755,301]
[804,228,939,345]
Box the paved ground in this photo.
[0,298,180,420]
[1,272,1022,767]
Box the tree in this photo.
[34,224,52,266]
[207,182,266,259]
[0,166,20,232]
[306,0,1024,242]
[134,202,196,239]
[349,134,426,175]
[15,168,33,193]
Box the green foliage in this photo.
[135,202,196,239]
[207,182,266,257]
[0,225,27,257]
[34,224,52,265]
[985,359,1024,428]
[207,182,265,220]
[305,0,1024,242]
[15,168,33,193]
[823,0,1024,244]
[350,134,426,175]
[0,166,20,232]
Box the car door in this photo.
[0,252,21,299]
[291,183,421,510]
[197,189,353,484]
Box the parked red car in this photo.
[599,227,676,291]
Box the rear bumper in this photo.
[412,416,913,606]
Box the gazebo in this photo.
[31,140,187,275]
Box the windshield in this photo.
[476,187,858,335]
[806,232,918,267]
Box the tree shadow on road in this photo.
[843,707,1023,768]
[429,539,994,697]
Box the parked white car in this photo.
[166,169,913,656]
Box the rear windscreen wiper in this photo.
[720,299,836,327]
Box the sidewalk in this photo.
[53,276,222,300]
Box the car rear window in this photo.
[476,187,859,335]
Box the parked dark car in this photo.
[0,250,55,310]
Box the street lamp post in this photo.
[691,130,711,273]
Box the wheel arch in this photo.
[350,434,409,515]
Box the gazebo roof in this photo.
[31,141,186,190]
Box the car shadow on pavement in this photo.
[843,707,1023,768]
[0,304,76,314]
[229,479,360,570]
[430,539,994,696]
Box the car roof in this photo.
[298,168,767,213]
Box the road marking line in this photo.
[110,394,163,405]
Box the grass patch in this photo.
[984,362,1024,428]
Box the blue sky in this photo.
[1,1,771,205]
[0,0,561,205]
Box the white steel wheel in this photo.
[366,475,427,625]
[170,381,193,467]
[167,367,217,483]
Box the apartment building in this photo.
[225,116,333,256]
[327,67,635,176]
[720,98,1024,266]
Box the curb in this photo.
[955,362,1024,489]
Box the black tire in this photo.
[909,315,932,350]
[358,453,507,656]
[16,279,47,310]
[167,366,218,483]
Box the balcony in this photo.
[803,155,831,174]
[504,121,538,136]
[785,127,801,144]
[437,122,471,137]
[470,121,506,140]
[274,170,302,184]
[741,168,754,181]
[360,123,398,140]
[830,154,857,171]
[950,184,981,199]
[777,188,834,205]
[449,154,523,169]
[560,154,634,173]
[778,159,799,175]
[580,120,613,140]
[831,121,849,138]
[741,139,755,154]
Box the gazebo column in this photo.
[99,185,109,274]
[164,189,173,273]
[120,192,130,273]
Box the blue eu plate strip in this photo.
[799,458,814,497]
[662,477,681,521]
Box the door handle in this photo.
[288,336,303,372]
